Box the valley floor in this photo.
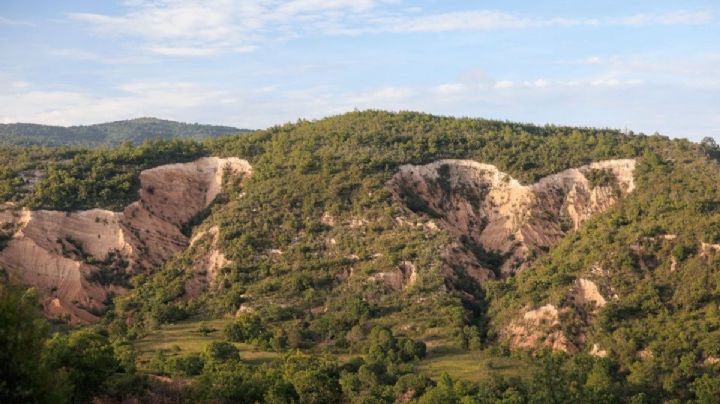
[135,317,533,382]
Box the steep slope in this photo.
[388,159,635,282]
[0,157,250,322]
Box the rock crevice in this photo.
[388,159,635,281]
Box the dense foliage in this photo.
[487,147,720,401]
[0,282,143,403]
[0,139,206,210]
[2,111,720,402]
[0,117,245,147]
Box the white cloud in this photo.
[613,10,712,26]
[50,49,100,61]
[582,56,603,65]
[494,80,516,89]
[1,47,717,139]
[0,16,35,27]
[69,0,393,56]
[432,83,468,95]
[0,77,716,140]
[144,46,224,57]
[571,54,720,88]
[11,81,30,88]
[0,79,231,126]
[347,86,415,104]
[68,3,715,57]
[339,9,712,35]
[493,77,642,90]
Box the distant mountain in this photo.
[0,117,248,147]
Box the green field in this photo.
[417,348,532,383]
[135,318,531,382]
[135,317,281,371]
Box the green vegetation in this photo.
[417,349,530,383]
[0,282,143,403]
[0,117,246,147]
[0,139,206,210]
[487,147,720,401]
[3,111,720,401]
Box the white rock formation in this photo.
[505,304,576,352]
[573,278,607,309]
[388,159,635,279]
[0,157,250,323]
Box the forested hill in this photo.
[0,117,247,147]
[3,111,720,403]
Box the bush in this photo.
[205,341,240,362]
[171,353,206,376]
[223,314,270,344]
[44,328,121,402]
[366,326,426,364]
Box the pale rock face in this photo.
[505,304,576,352]
[349,218,368,228]
[590,343,608,358]
[704,356,719,366]
[573,278,607,309]
[638,349,653,360]
[700,242,720,258]
[504,277,608,353]
[368,260,417,290]
[183,225,232,299]
[388,159,635,281]
[321,212,336,227]
[0,157,250,323]
[235,304,255,316]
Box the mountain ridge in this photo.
[0,117,248,147]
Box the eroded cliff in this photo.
[388,159,635,281]
[0,157,250,323]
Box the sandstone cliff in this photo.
[0,157,250,323]
[388,159,635,281]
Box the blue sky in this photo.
[0,1,718,140]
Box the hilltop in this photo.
[0,117,247,147]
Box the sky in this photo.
[0,1,718,141]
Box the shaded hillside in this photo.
[0,117,247,147]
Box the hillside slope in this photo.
[0,117,246,147]
[0,157,250,322]
[2,111,720,402]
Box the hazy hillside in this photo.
[0,117,247,147]
[2,111,720,403]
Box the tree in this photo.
[700,137,720,161]
[282,352,342,404]
[691,374,720,403]
[205,341,240,363]
[44,328,120,402]
[0,285,70,403]
[223,314,268,343]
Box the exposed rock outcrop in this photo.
[505,304,576,352]
[388,159,635,281]
[700,242,720,259]
[0,157,250,323]
[572,278,607,309]
[590,343,608,358]
[368,260,417,290]
[504,277,608,353]
[184,225,233,299]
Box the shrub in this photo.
[205,341,240,363]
